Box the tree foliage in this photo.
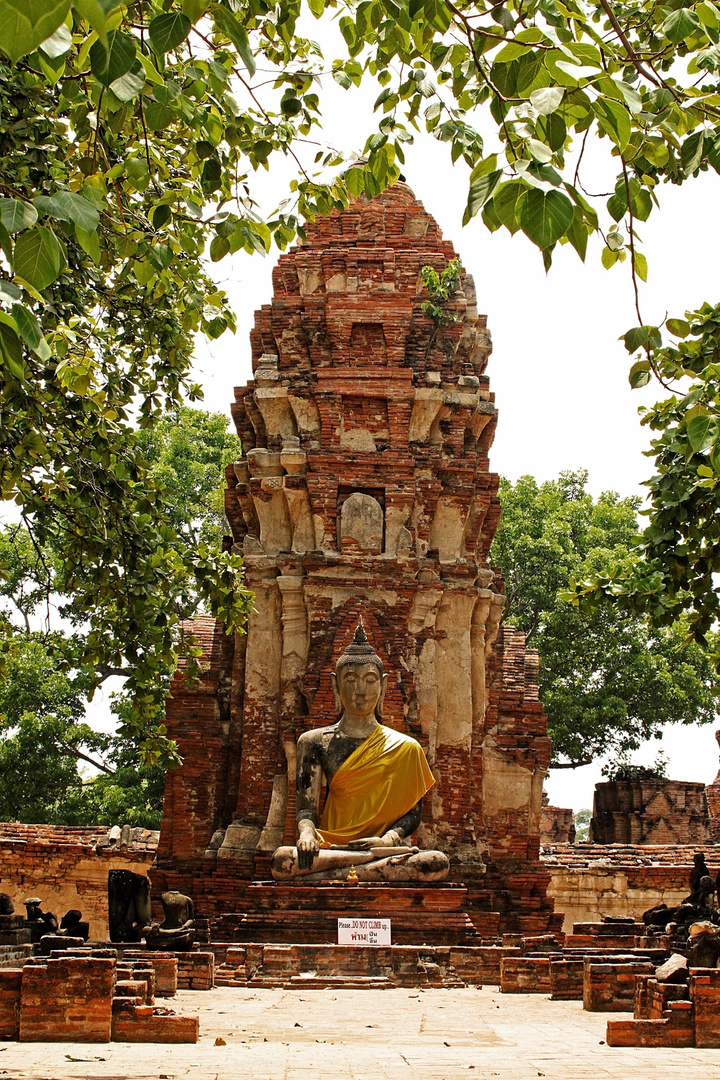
[1,0,720,756]
[0,408,240,824]
[491,472,717,768]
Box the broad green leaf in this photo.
[149,12,191,53]
[527,138,553,163]
[629,359,651,387]
[182,0,208,20]
[345,166,364,197]
[0,198,38,234]
[11,303,50,359]
[0,280,21,303]
[210,234,230,261]
[39,21,72,58]
[530,87,564,116]
[33,191,100,232]
[687,411,720,453]
[0,0,69,62]
[697,1,720,29]
[622,325,660,351]
[667,318,691,338]
[72,0,121,42]
[662,7,701,42]
[89,29,136,88]
[13,225,64,291]
[462,170,502,226]
[492,183,524,235]
[681,131,705,175]
[0,322,24,380]
[75,224,101,263]
[634,251,648,282]
[516,188,574,250]
[602,246,619,268]
[211,5,256,77]
[594,98,631,152]
[566,204,588,261]
[110,69,145,101]
[145,102,175,130]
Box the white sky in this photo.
[191,54,720,814]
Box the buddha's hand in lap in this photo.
[347,832,398,851]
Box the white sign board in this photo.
[338,917,391,946]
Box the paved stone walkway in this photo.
[2,986,720,1079]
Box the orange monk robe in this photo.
[316,725,435,848]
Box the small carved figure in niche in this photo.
[690,852,711,901]
[60,908,89,941]
[0,893,14,916]
[271,620,450,882]
[108,869,152,943]
[143,891,196,951]
[23,897,58,942]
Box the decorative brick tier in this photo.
[207,882,479,947]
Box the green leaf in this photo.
[209,234,230,262]
[594,97,631,152]
[39,21,72,58]
[602,246,619,269]
[634,251,648,283]
[0,198,38,234]
[566,204,588,261]
[0,322,24,380]
[462,170,502,226]
[516,188,574,250]
[687,411,720,453]
[149,12,191,53]
[662,7,701,43]
[72,0,121,42]
[345,166,364,197]
[110,69,145,102]
[13,225,64,291]
[33,191,100,232]
[666,318,691,338]
[89,30,137,88]
[211,5,256,77]
[622,325,660,352]
[629,359,651,388]
[144,102,175,130]
[11,303,50,359]
[0,0,69,62]
[492,182,524,235]
[681,131,705,175]
[75,224,101,263]
[529,86,564,116]
[182,0,208,20]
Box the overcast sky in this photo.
[191,57,720,813]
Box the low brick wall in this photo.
[19,956,115,1042]
[500,956,552,994]
[583,958,654,1012]
[549,958,584,1000]
[0,969,22,1039]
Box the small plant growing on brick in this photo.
[420,259,462,326]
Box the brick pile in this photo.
[154,180,560,943]
[607,969,720,1047]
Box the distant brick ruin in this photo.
[154,180,560,936]
[590,778,712,845]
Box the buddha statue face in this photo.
[333,660,388,721]
[331,620,388,721]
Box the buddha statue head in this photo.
[332,619,389,722]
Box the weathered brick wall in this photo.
[0,823,157,939]
[542,843,720,933]
[540,799,576,845]
[590,778,711,844]
[154,181,558,935]
[19,956,115,1042]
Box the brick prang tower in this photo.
[154,180,561,937]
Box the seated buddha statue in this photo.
[271,620,450,883]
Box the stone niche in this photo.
[590,778,712,845]
[154,180,560,935]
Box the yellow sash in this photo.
[316,725,435,848]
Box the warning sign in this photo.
[337,917,391,946]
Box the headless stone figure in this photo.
[271,621,450,883]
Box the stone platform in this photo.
[207,882,481,947]
[4,985,720,1079]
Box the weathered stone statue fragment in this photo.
[143,890,196,951]
[271,621,450,882]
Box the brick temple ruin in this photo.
[152,179,561,941]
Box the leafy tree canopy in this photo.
[491,471,717,768]
[0,408,240,826]
[1,0,720,759]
